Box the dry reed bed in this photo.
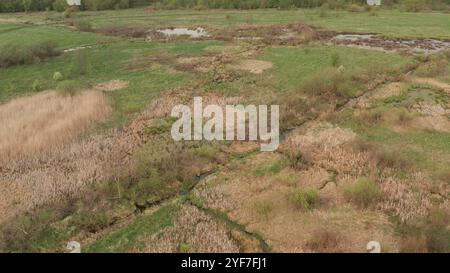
[0,88,241,224]
[0,90,111,223]
[0,90,111,165]
[139,205,240,253]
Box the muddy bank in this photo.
[329,34,450,54]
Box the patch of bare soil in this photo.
[228,59,273,74]
[94,80,129,92]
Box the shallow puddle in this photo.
[157,27,210,38]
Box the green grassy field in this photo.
[54,8,450,39]
[2,8,450,38]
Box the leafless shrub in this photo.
[97,25,147,38]
[400,235,428,253]
[306,228,344,252]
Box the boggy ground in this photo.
[0,8,449,253]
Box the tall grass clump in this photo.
[415,57,448,77]
[344,177,382,208]
[289,188,318,210]
[254,200,274,219]
[331,52,341,67]
[300,68,353,100]
[0,41,60,69]
[399,208,450,253]
[74,19,93,32]
[306,228,343,252]
[319,4,329,17]
[71,50,89,76]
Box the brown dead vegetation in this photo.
[0,90,111,165]
[138,205,239,253]
[94,80,129,92]
[411,77,450,94]
[191,138,399,252]
[218,20,318,46]
[228,59,273,74]
[96,25,148,38]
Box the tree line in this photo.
[0,0,449,12]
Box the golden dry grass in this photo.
[0,90,111,164]
[94,80,129,92]
[191,123,425,252]
[192,151,399,252]
[228,59,273,74]
[138,205,240,253]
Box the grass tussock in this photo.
[0,41,60,69]
[0,90,111,164]
[415,55,448,77]
[399,208,450,253]
[254,200,274,219]
[289,188,318,210]
[74,20,93,32]
[350,140,414,171]
[344,177,382,208]
[306,228,344,252]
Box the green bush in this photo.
[402,0,427,12]
[71,50,89,75]
[0,41,60,69]
[52,0,67,12]
[178,242,190,253]
[425,208,450,252]
[319,3,329,17]
[74,19,93,32]
[31,80,41,91]
[70,209,113,233]
[415,56,448,77]
[344,177,382,208]
[254,200,274,219]
[57,80,80,96]
[331,52,341,67]
[118,0,130,9]
[53,71,64,81]
[289,188,318,210]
